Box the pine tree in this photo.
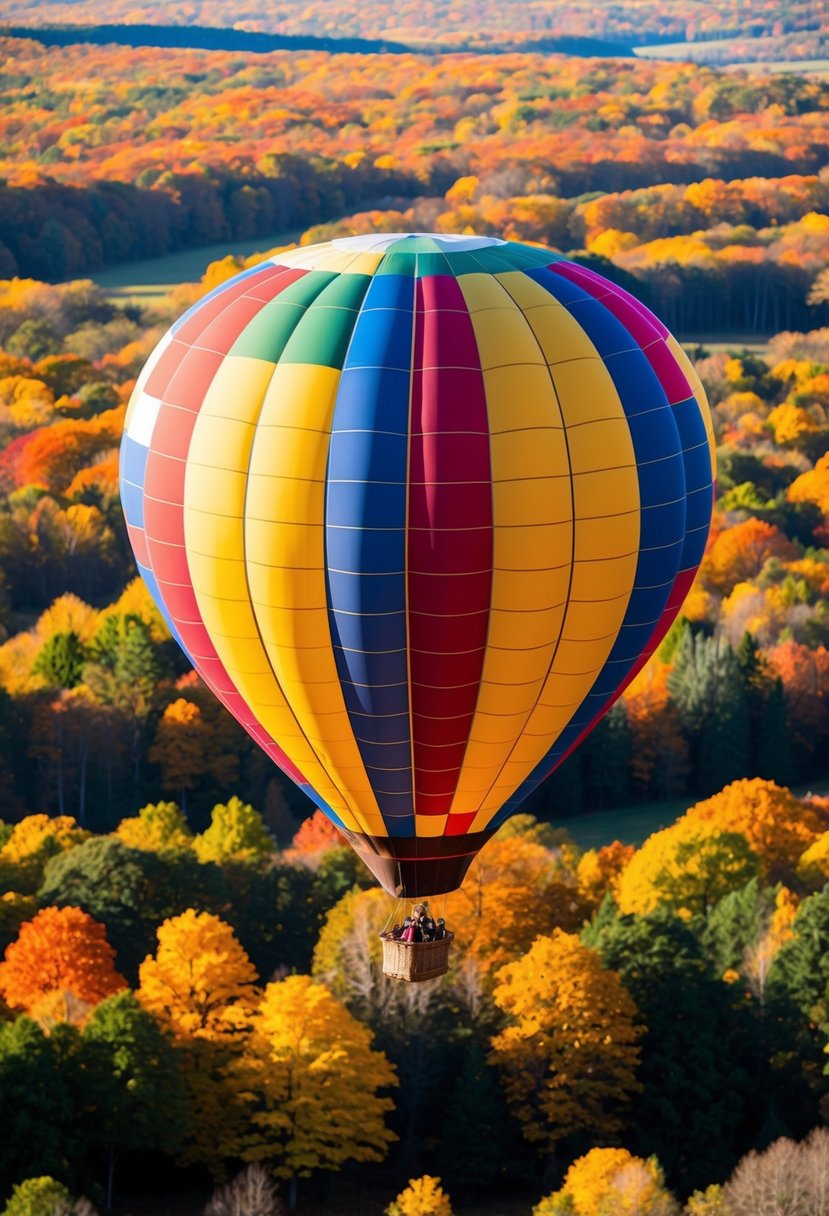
[669,631,750,794]
[435,1043,509,1193]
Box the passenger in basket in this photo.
[433,917,447,940]
[420,908,436,941]
[400,915,421,943]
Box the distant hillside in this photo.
[1,21,414,54]
[3,22,633,57]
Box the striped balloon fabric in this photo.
[120,233,715,897]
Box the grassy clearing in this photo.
[556,799,690,850]
[90,229,300,304]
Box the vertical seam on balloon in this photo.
[461,257,579,826]
[409,250,421,873]
[238,262,372,833]
[319,256,392,839]
[443,271,495,834]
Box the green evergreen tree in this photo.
[32,632,87,690]
[83,992,187,1209]
[736,635,795,785]
[84,614,169,789]
[756,678,796,786]
[435,1043,510,1193]
[590,910,816,1192]
[770,888,829,1028]
[702,878,775,978]
[669,631,750,794]
[581,703,632,808]
[0,1019,81,1195]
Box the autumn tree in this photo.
[615,820,759,917]
[137,909,259,1042]
[387,1176,453,1216]
[702,519,797,595]
[445,836,590,976]
[287,810,345,863]
[205,1165,285,1216]
[490,931,642,1154]
[148,699,208,812]
[137,909,260,1175]
[535,1147,678,1216]
[684,778,823,878]
[228,975,397,1207]
[725,1129,829,1216]
[1,1177,82,1216]
[194,797,274,866]
[115,801,193,855]
[0,906,125,1015]
[577,841,635,909]
[0,813,87,895]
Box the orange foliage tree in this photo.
[702,519,798,595]
[0,905,125,1013]
[445,836,590,976]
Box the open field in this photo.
[557,800,689,849]
[89,229,300,304]
[634,42,829,75]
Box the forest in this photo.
[0,0,824,56]
[1,35,828,338]
[0,16,828,1216]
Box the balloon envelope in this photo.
[120,233,715,896]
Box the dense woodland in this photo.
[0,0,825,56]
[1,37,829,336]
[1,19,829,1216]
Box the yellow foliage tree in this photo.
[148,699,207,808]
[387,1175,453,1216]
[36,593,99,645]
[787,452,829,515]
[535,1147,678,1216]
[797,831,829,886]
[685,778,823,876]
[228,975,397,1200]
[115,801,193,855]
[490,932,642,1151]
[0,813,88,894]
[577,842,636,909]
[110,577,170,643]
[194,796,273,865]
[615,821,760,917]
[137,909,259,1042]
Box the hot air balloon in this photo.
[119,233,715,908]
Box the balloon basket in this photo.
[380,932,454,982]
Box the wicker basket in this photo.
[380,932,454,982]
